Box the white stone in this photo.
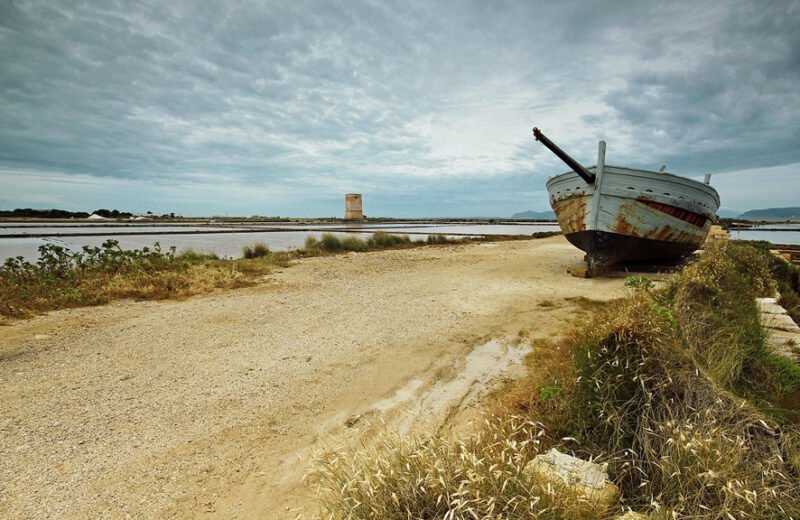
[524,448,620,512]
[615,513,650,520]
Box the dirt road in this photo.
[0,237,627,518]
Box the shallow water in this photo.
[3,219,798,262]
[729,229,800,245]
[0,231,427,261]
[0,222,558,261]
[0,225,233,235]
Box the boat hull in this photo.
[547,165,720,275]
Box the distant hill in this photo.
[511,210,556,220]
[716,209,741,218]
[737,207,800,221]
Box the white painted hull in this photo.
[546,165,720,273]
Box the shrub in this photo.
[780,287,800,327]
[0,240,248,318]
[341,236,367,252]
[242,242,270,259]
[304,235,320,252]
[252,242,270,258]
[532,231,561,239]
[624,275,654,291]
[426,234,450,245]
[724,241,777,297]
[178,249,219,261]
[367,232,412,249]
[304,232,416,254]
[666,243,779,395]
[320,233,343,252]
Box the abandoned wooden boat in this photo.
[533,127,720,276]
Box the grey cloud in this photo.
[600,1,800,173]
[0,0,798,215]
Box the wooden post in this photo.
[589,140,606,231]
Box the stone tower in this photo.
[344,193,364,220]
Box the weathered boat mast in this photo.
[532,127,596,185]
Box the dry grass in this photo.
[566,293,800,518]
[0,240,273,319]
[313,416,606,519]
[314,243,800,519]
[1,232,536,321]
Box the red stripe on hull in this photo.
[637,199,708,228]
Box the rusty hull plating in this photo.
[537,131,720,276]
[547,165,719,275]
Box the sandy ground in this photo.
[0,237,628,519]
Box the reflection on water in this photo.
[729,230,800,245]
[0,222,560,261]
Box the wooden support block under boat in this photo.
[567,267,591,278]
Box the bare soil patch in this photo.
[0,237,627,518]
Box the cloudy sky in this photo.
[1,0,798,217]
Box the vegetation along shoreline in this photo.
[0,231,554,322]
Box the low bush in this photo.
[0,240,246,318]
[303,232,415,254]
[426,234,450,245]
[781,288,800,326]
[242,242,270,259]
[304,235,320,252]
[667,243,771,392]
[531,231,562,239]
[623,275,654,290]
[303,233,366,253]
[737,240,800,325]
[320,233,344,252]
[367,231,413,249]
[177,249,220,261]
[341,236,368,252]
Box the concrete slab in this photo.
[756,299,788,315]
[763,312,800,333]
[759,297,800,362]
[756,297,778,305]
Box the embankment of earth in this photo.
[316,241,800,519]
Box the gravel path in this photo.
[0,238,626,518]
